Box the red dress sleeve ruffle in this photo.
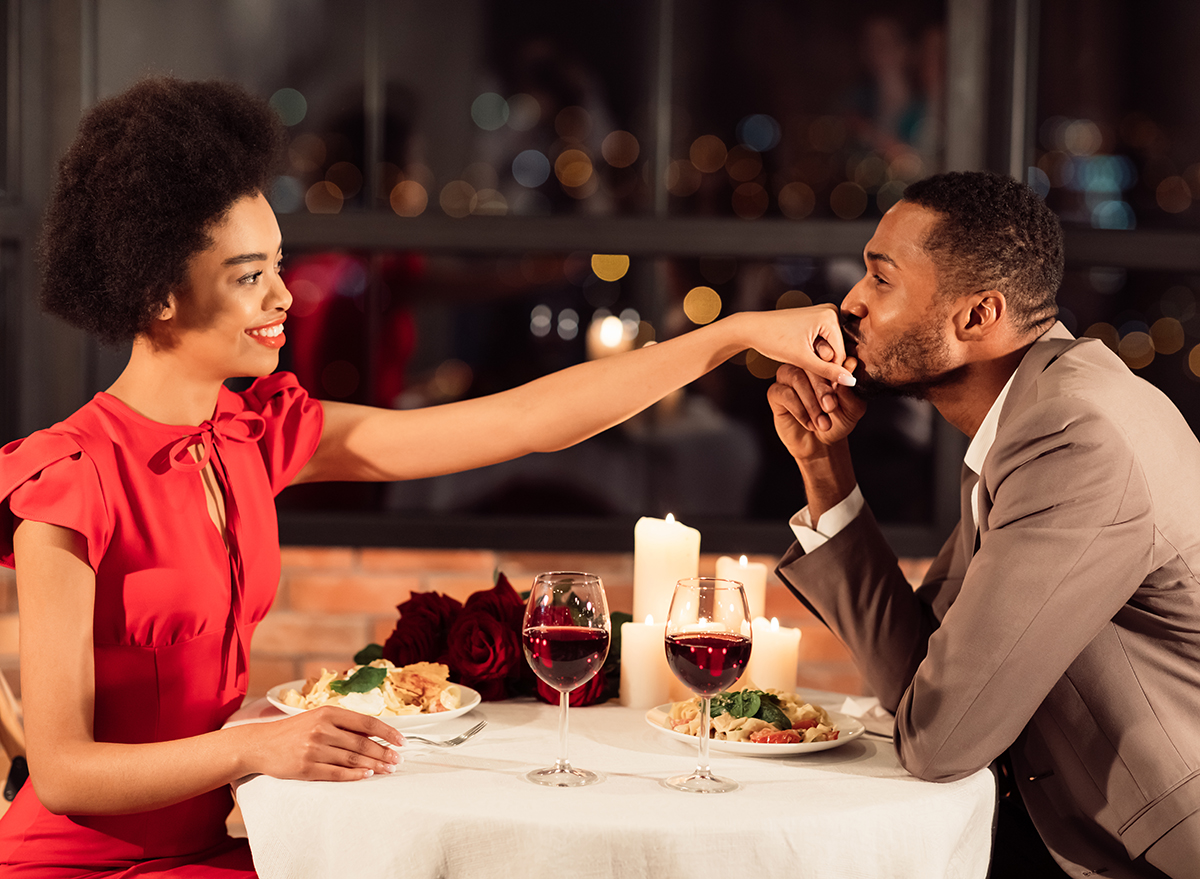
[238,371,325,495]
[0,432,110,570]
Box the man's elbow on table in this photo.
[896,737,989,784]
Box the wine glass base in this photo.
[664,771,740,793]
[526,766,602,787]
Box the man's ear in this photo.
[955,290,1005,339]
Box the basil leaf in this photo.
[353,643,383,665]
[756,698,792,730]
[329,665,388,695]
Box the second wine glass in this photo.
[663,577,752,793]
[521,571,610,787]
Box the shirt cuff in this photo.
[789,485,864,554]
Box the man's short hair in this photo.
[902,171,1063,333]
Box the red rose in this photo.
[446,609,522,699]
[536,667,609,707]
[462,574,526,630]
[380,591,462,667]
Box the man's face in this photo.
[840,201,961,399]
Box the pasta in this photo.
[664,688,839,744]
[280,659,462,718]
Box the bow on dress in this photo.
[165,408,267,694]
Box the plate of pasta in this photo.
[646,689,865,756]
[267,660,481,730]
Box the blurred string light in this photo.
[1156,176,1191,213]
[555,149,593,188]
[1151,317,1185,354]
[507,93,540,131]
[530,304,552,337]
[390,180,428,217]
[602,130,639,168]
[776,289,812,309]
[683,286,722,324]
[513,149,551,188]
[690,135,727,173]
[440,180,476,218]
[1190,345,1200,380]
[737,114,781,152]
[744,349,781,379]
[327,162,362,199]
[474,189,508,216]
[1119,331,1154,369]
[619,308,641,338]
[726,146,762,182]
[306,181,343,213]
[666,159,701,196]
[830,182,868,219]
[591,254,630,282]
[270,87,307,126]
[471,92,509,130]
[732,182,768,219]
[557,308,580,340]
[778,182,815,219]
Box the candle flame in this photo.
[739,554,748,566]
[644,615,654,624]
[665,513,675,523]
[770,617,780,630]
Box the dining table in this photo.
[226,688,997,879]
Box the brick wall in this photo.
[0,549,934,700]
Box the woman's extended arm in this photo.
[296,305,852,484]
[15,519,403,816]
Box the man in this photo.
[769,171,1200,878]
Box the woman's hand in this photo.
[237,706,404,781]
[734,304,857,388]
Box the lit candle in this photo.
[715,554,767,620]
[618,615,674,709]
[743,617,801,693]
[632,514,701,625]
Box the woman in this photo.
[0,78,853,875]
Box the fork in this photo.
[381,719,488,749]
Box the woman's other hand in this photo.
[238,706,403,781]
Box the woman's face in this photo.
[165,192,291,381]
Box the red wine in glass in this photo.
[664,632,751,696]
[523,626,611,691]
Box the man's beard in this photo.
[845,312,960,401]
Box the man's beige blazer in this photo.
[777,324,1200,877]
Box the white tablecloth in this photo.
[228,692,996,879]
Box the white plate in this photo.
[266,679,482,730]
[645,704,865,755]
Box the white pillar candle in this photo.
[715,554,767,621]
[632,514,700,625]
[743,617,801,693]
[618,616,674,709]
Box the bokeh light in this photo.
[439,180,476,218]
[433,359,473,399]
[513,150,551,188]
[289,133,327,175]
[1083,321,1119,351]
[690,135,727,174]
[1156,176,1192,213]
[1118,331,1154,369]
[555,106,592,141]
[830,182,868,219]
[507,93,541,131]
[1190,344,1200,380]
[732,182,768,219]
[737,114,781,152]
[326,162,362,199]
[726,146,762,182]
[285,277,322,318]
[1150,317,1185,354]
[473,189,508,216]
[557,308,580,340]
[270,88,307,126]
[877,180,906,212]
[389,180,428,217]
[745,349,781,379]
[601,130,640,168]
[778,182,815,219]
[305,181,343,214]
[471,92,509,131]
[530,304,552,337]
[776,289,812,309]
[555,149,593,188]
[666,160,702,197]
[268,176,305,213]
[683,286,722,324]
[591,254,630,282]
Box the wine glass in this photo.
[521,571,611,786]
[663,577,752,793]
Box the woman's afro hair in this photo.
[39,77,285,346]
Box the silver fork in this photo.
[380,719,487,749]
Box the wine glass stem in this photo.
[696,695,712,776]
[555,689,570,772]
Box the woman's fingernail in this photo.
[838,373,857,387]
[363,769,374,778]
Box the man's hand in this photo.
[768,360,867,462]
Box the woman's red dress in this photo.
[0,373,323,876]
